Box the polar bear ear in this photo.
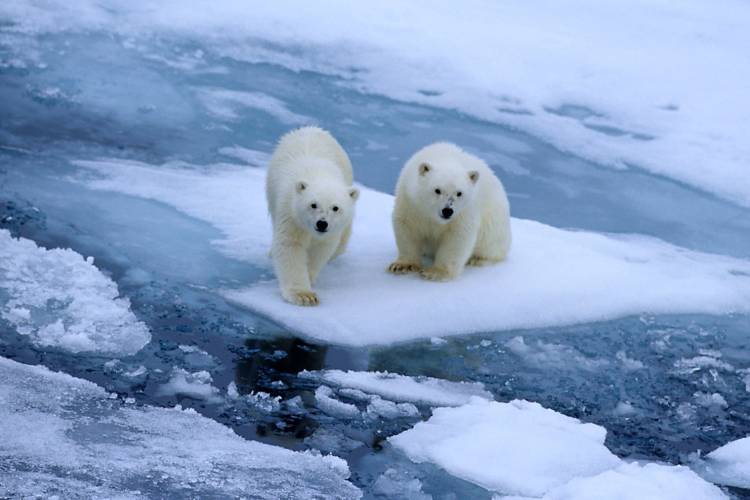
[468,170,480,184]
[418,163,431,176]
[296,181,307,193]
[349,187,360,201]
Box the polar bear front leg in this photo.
[421,223,478,281]
[308,236,339,285]
[388,218,423,274]
[273,241,319,306]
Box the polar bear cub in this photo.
[266,127,359,306]
[388,142,511,281]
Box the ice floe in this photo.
[73,159,750,345]
[304,369,492,407]
[0,229,150,355]
[694,436,750,489]
[0,356,361,499]
[389,398,726,498]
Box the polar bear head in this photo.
[411,160,479,223]
[293,180,359,236]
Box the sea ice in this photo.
[73,159,750,346]
[0,356,361,499]
[0,229,150,355]
[694,436,750,489]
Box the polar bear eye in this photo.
[434,188,441,195]
[311,203,317,209]
[457,191,462,197]
[332,206,339,212]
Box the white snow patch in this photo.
[314,385,360,419]
[305,370,492,407]
[157,368,222,402]
[73,160,750,346]
[4,1,750,205]
[195,87,311,125]
[695,436,750,489]
[511,462,727,500]
[0,229,150,356]
[0,356,360,499]
[390,398,620,497]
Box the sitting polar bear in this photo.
[388,142,511,281]
[266,126,359,306]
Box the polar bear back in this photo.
[266,126,353,219]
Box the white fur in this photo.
[266,126,359,305]
[388,142,511,281]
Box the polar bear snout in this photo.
[315,220,328,233]
[441,207,454,220]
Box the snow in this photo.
[156,368,222,402]
[305,369,492,407]
[389,398,620,497]
[3,0,750,206]
[315,385,360,419]
[0,229,150,356]
[0,356,361,499]
[194,87,312,125]
[694,436,750,489]
[74,159,750,346]
[389,398,726,498]
[501,462,727,500]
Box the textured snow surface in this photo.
[76,159,750,345]
[0,229,150,355]
[694,436,750,489]
[0,356,361,499]
[390,398,726,498]
[501,462,727,500]
[3,0,749,206]
[305,369,492,407]
[390,398,620,496]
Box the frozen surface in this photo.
[390,397,726,498]
[305,369,492,407]
[75,159,750,345]
[0,229,149,355]
[2,1,749,207]
[501,462,727,500]
[390,398,620,496]
[695,436,750,489]
[0,356,361,499]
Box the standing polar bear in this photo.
[388,143,511,281]
[266,127,359,306]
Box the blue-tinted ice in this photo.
[1,22,750,500]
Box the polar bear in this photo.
[387,142,511,281]
[266,127,359,306]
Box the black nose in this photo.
[316,220,328,232]
[441,207,454,219]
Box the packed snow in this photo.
[694,436,750,489]
[390,398,620,496]
[303,369,492,407]
[74,159,750,345]
[0,229,150,355]
[2,0,749,206]
[500,462,727,500]
[0,356,361,499]
[390,398,727,498]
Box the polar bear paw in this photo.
[284,289,320,306]
[467,256,499,267]
[420,266,453,281]
[387,261,422,274]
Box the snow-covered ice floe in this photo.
[75,159,750,345]
[0,229,150,355]
[302,369,492,407]
[389,398,727,499]
[0,356,361,499]
[4,1,750,207]
[693,436,750,489]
